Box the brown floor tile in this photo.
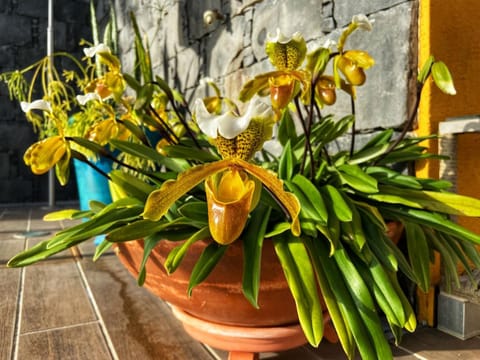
[21,260,96,333]
[17,323,111,360]
[80,256,214,360]
[0,267,21,360]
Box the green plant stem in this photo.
[294,96,314,178]
[71,150,112,180]
[373,82,423,164]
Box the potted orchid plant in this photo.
[5,14,480,360]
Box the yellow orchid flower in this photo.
[335,50,375,86]
[239,30,310,116]
[23,135,70,179]
[143,98,301,245]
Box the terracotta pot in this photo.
[386,221,404,245]
[115,238,303,327]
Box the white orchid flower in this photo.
[20,99,52,113]
[194,97,272,139]
[352,14,374,31]
[76,92,102,105]
[83,43,111,58]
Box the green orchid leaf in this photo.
[110,139,189,172]
[43,209,81,221]
[93,238,113,261]
[109,170,155,202]
[264,222,291,238]
[338,164,378,193]
[312,238,377,359]
[373,185,480,216]
[242,204,271,308]
[366,166,422,190]
[118,119,149,145]
[106,219,167,242]
[333,245,393,360]
[348,143,390,165]
[322,185,352,222]
[187,242,228,296]
[417,55,435,83]
[303,237,355,359]
[70,136,107,155]
[164,227,210,274]
[404,223,431,292]
[359,128,394,150]
[278,141,294,180]
[431,61,456,95]
[306,47,331,77]
[273,234,323,346]
[134,83,154,110]
[137,235,163,286]
[277,109,298,146]
[292,174,328,222]
[163,144,219,162]
[177,201,208,224]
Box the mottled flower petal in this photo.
[20,99,52,113]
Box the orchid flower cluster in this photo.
[8,14,477,360]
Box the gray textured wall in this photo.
[0,0,416,203]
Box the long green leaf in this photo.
[187,242,228,296]
[322,185,352,222]
[273,235,323,346]
[242,205,271,308]
[404,222,431,292]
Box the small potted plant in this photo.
[6,14,480,360]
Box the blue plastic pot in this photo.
[73,157,113,211]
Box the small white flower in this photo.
[83,43,111,58]
[76,92,102,105]
[267,28,303,44]
[352,14,374,31]
[194,97,272,139]
[20,99,52,113]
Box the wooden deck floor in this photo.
[2,205,480,360]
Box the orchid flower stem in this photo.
[147,105,180,144]
[374,82,424,164]
[349,95,356,157]
[294,96,314,178]
[71,150,112,180]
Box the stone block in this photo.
[0,13,31,46]
[251,0,323,62]
[204,15,245,79]
[333,0,407,28]
[169,45,201,91]
[320,3,413,130]
[185,0,222,41]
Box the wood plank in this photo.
[0,239,25,264]
[21,260,96,333]
[81,256,214,360]
[397,327,480,360]
[0,267,20,360]
[17,323,111,360]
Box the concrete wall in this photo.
[0,0,416,203]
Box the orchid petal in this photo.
[20,99,52,113]
[233,158,301,236]
[76,92,102,105]
[143,159,234,221]
[83,43,111,58]
[217,98,271,139]
[23,136,67,175]
[194,98,222,138]
[206,170,256,244]
[352,14,374,31]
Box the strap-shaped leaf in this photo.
[187,242,228,296]
[273,235,323,346]
[321,185,352,222]
[242,204,271,308]
[338,164,378,193]
[164,227,210,274]
[177,201,208,224]
[404,222,431,292]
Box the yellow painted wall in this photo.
[418,0,480,233]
